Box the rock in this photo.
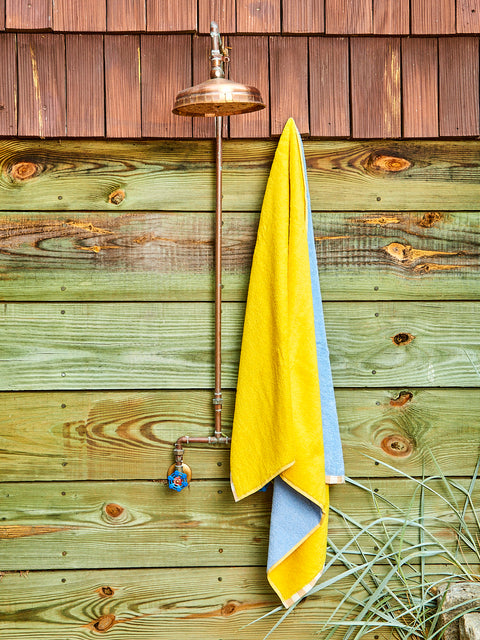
[460,614,480,640]
[437,582,480,640]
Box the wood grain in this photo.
[402,38,438,138]
[269,36,309,134]
[107,0,146,31]
[0,301,480,390]
[309,37,350,137]
[374,0,409,34]
[66,35,105,137]
[1,389,479,482]
[0,0,4,30]
[146,0,197,32]
[282,0,323,33]
[3,140,480,212]
[6,0,51,29]
[228,36,269,138]
[198,0,236,33]
[141,35,192,138]
[17,34,66,138]
[53,0,106,31]
[411,0,455,34]
[236,0,280,33]
[0,34,16,135]
[325,0,372,34]
[0,477,476,570]
[0,209,478,302]
[439,37,480,137]
[351,37,401,138]
[0,565,397,640]
[105,35,142,138]
[457,0,480,33]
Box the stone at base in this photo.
[460,614,480,640]
[437,582,480,640]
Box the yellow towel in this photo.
[231,118,328,606]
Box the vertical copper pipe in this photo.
[214,115,223,436]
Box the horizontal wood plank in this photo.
[0,302,479,390]
[2,140,480,212]
[1,389,479,481]
[0,477,476,569]
[0,565,394,640]
[0,210,479,302]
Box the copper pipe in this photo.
[213,115,223,438]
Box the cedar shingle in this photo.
[108,0,146,31]
[402,38,438,138]
[17,34,66,137]
[270,36,309,135]
[142,34,192,137]
[0,34,16,134]
[309,37,350,137]
[439,37,480,136]
[105,35,142,137]
[66,35,105,137]
[351,37,401,138]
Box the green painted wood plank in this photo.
[2,139,480,211]
[0,302,479,390]
[0,565,389,640]
[0,477,476,570]
[0,210,479,302]
[1,389,479,481]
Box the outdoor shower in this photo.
[167,22,265,490]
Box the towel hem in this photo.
[326,475,345,485]
[230,460,295,502]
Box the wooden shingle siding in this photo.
[105,35,142,138]
[198,0,236,34]
[66,35,105,137]
[141,34,192,137]
[325,0,373,34]
[457,0,480,33]
[108,0,147,31]
[236,0,281,34]
[282,0,324,34]
[146,0,197,32]
[53,0,106,31]
[351,37,401,138]
[309,37,350,137]
[269,36,309,134]
[402,38,439,138]
[1,34,480,138]
[17,34,66,137]
[439,37,480,136]
[373,0,410,34]
[228,36,270,137]
[411,0,456,34]
[0,34,16,135]
[6,0,51,30]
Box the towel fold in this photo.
[230,118,344,607]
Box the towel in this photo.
[230,118,344,607]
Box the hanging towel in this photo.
[230,118,344,608]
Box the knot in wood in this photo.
[390,391,413,407]
[363,152,411,173]
[418,212,442,228]
[10,161,41,181]
[391,332,415,346]
[108,189,125,205]
[103,503,128,524]
[384,242,410,262]
[98,586,114,598]
[221,600,240,616]
[381,434,414,458]
[92,614,116,632]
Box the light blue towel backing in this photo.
[267,127,344,575]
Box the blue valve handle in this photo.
[168,469,188,492]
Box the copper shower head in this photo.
[172,22,265,118]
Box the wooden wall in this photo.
[0,137,479,637]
